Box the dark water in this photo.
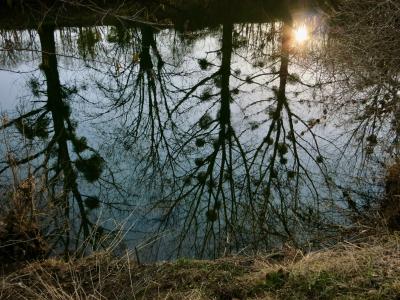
[0,2,397,260]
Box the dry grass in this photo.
[1,234,400,299]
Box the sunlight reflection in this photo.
[294,25,309,43]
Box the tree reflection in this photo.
[1,6,395,259]
[0,25,108,255]
[314,0,400,227]
[93,21,334,257]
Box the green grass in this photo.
[1,233,400,299]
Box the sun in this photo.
[294,25,309,43]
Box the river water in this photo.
[0,2,397,260]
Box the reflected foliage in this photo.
[0,1,397,259]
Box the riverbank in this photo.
[0,0,317,30]
[1,233,399,299]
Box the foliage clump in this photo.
[199,114,213,130]
[287,170,296,179]
[280,157,288,165]
[77,28,101,58]
[195,138,206,147]
[84,196,100,210]
[198,58,210,70]
[194,157,204,167]
[200,88,213,101]
[264,136,274,145]
[213,76,222,88]
[250,122,259,131]
[75,154,104,183]
[197,171,207,184]
[206,209,218,222]
[107,26,132,46]
[366,134,378,145]
[28,78,41,97]
[15,117,50,140]
[277,143,289,156]
[71,136,89,153]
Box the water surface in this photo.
[0,2,395,260]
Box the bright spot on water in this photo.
[294,25,309,43]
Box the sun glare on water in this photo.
[294,25,309,43]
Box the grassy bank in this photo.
[1,233,399,299]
